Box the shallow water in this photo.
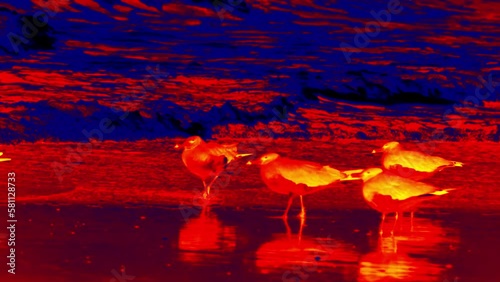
[1,205,499,282]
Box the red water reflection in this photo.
[178,206,236,265]
[359,216,459,281]
[255,219,359,279]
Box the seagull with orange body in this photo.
[175,136,251,199]
[246,153,362,219]
[0,152,10,162]
[358,167,453,234]
[373,141,463,180]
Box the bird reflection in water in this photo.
[255,218,359,281]
[360,217,459,282]
[178,205,236,265]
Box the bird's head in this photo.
[174,136,202,150]
[372,141,400,153]
[360,168,383,181]
[246,153,280,166]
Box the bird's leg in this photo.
[204,175,220,199]
[410,211,414,232]
[391,212,399,236]
[299,195,306,219]
[399,212,403,231]
[202,180,208,199]
[284,218,292,239]
[283,194,295,220]
[379,213,386,236]
[298,215,305,244]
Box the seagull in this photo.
[0,152,11,162]
[175,136,251,199]
[359,167,454,234]
[246,153,362,219]
[373,141,463,180]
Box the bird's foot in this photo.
[281,214,288,221]
[202,192,209,200]
[298,211,306,219]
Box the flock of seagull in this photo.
[175,136,464,233]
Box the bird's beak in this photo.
[246,161,253,165]
[344,175,361,181]
[350,171,363,180]
[372,148,383,153]
[344,169,364,174]
[236,153,253,158]
[341,169,364,181]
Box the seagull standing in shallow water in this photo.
[175,136,251,199]
[358,167,454,235]
[247,153,362,219]
[373,141,463,180]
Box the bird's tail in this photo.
[340,169,364,181]
[451,161,464,167]
[0,152,10,162]
[430,188,455,196]
[236,153,252,158]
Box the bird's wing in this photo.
[273,159,345,187]
[205,142,238,162]
[183,148,227,174]
[366,173,437,201]
[385,150,453,172]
